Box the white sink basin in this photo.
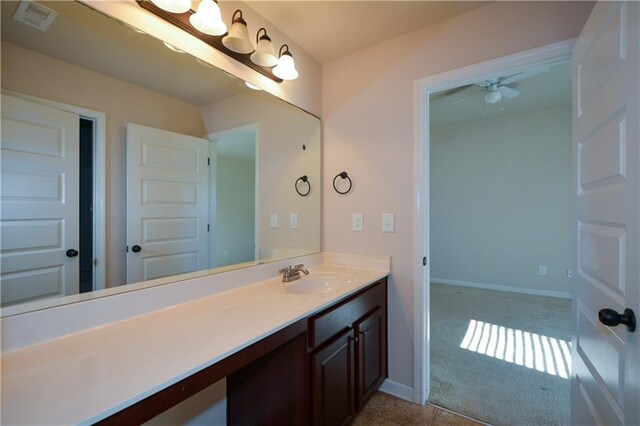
[286,272,356,294]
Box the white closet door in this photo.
[126,123,209,284]
[1,94,80,305]
[571,2,639,425]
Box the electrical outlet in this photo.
[352,213,363,232]
[382,213,395,232]
[567,270,573,279]
[289,213,298,229]
[539,265,547,276]
[270,213,278,228]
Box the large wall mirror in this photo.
[0,0,321,316]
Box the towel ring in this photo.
[333,171,352,195]
[295,175,311,196]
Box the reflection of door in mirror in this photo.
[210,124,258,269]
[125,123,259,283]
[126,124,210,284]
[1,95,84,306]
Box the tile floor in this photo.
[354,392,486,426]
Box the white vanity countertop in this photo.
[1,263,388,425]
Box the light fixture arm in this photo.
[279,44,291,57]
[256,27,269,43]
[232,9,244,23]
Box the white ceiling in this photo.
[1,1,249,106]
[244,1,491,64]
[429,60,572,127]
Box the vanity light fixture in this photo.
[273,44,299,81]
[137,0,292,83]
[250,28,278,67]
[222,10,254,54]
[150,0,190,14]
[189,0,226,36]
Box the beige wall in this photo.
[430,105,572,296]
[1,42,206,287]
[322,1,593,388]
[85,0,322,117]
[202,92,321,262]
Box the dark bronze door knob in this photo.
[598,308,636,332]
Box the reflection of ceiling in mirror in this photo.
[216,133,256,161]
[0,1,246,106]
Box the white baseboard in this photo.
[379,379,414,402]
[431,277,571,299]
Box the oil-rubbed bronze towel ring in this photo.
[295,175,311,196]
[333,171,352,195]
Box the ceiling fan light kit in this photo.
[137,0,300,83]
[483,87,502,104]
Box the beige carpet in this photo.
[429,284,572,426]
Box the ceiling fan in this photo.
[445,66,551,105]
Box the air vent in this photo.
[13,1,58,32]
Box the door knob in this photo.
[598,308,636,332]
[131,245,142,253]
[66,249,79,258]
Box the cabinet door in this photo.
[356,306,387,410]
[311,330,356,426]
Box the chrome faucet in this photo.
[279,264,310,282]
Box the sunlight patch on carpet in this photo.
[459,319,571,379]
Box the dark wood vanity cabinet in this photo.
[355,305,387,410]
[227,278,388,426]
[309,279,388,426]
[97,278,387,426]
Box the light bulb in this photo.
[273,46,298,81]
[250,28,278,67]
[151,0,191,14]
[222,10,254,54]
[189,0,226,36]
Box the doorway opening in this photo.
[209,123,259,268]
[412,39,575,417]
[428,59,573,425]
[79,118,94,293]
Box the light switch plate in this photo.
[382,213,394,232]
[352,213,364,232]
[289,213,298,229]
[270,213,278,228]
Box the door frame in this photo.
[2,90,107,291]
[412,39,575,404]
[208,122,260,266]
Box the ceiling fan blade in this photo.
[451,89,484,105]
[501,65,551,85]
[499,86,521,99]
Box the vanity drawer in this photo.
[308,279,386,349]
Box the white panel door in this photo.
[572,2,639,425]
[126,123,209,284]
[1,94,80,305]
